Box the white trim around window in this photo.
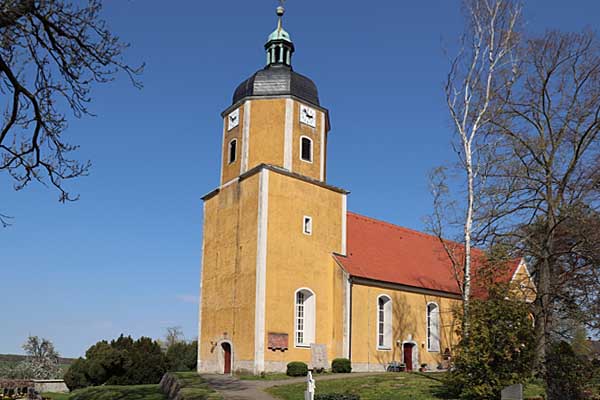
[303,216,312,235]
[377,295,392,350]
[426,301,440,352]
[294,288,316,348]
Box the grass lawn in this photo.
[168,372,222,399]
[238,372,292,381]
[42,393,70,400]
[267,373,546,400]
[42,373,221,400]
[43,384,166,400]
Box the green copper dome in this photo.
[264,5,295,67]
[267,26,292,43]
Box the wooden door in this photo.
[403,344,413,371]
[222,343,231,374]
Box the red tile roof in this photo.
[334,212,521,297]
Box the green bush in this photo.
[331,358,352,373]
[64,335,167,390]
[545,341,592,400]
[166,341,198,372]
[315,394,360,400]
[64,358,92,390]
[286,361,308,377]
[444,286,535,400]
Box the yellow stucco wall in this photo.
[199,174,260,371]
[247,99,286,170]
[350,283,461,371]
[263,171,345,370]
[221,105,245,185]
[510,263,536,303]
[291,102,325,181]
[220,98,328,186]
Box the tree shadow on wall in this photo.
[373,293,417,368]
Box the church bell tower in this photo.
[219,5,330,185]
[198,5,347,375]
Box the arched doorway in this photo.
[403,343,416,371]
[221,342,232,374]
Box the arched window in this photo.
[377,295,392,349]
[300,136,313,162]
[427,302,440,352]
[295,288,316,347]
[228,139,237,164]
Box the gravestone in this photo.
[501,383,523,400]
[310,344,328,370]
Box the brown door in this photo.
[403,344,413,371]
[222,343,232,374]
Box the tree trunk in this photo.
[463,146,474,338]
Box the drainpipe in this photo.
[348,277,353,361]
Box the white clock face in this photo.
[227,108,240,131]
[300,104,317,128]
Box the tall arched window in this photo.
[300,136,313,162]
[427,302,440,352]
[377,295,392,349]
[295,288,316,347]
[228,139,237,164]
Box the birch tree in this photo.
[442,0,521,335]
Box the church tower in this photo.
[198,5,349,374]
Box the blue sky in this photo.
[1,0,598,357]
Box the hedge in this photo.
[331,358,352,373]
[286,362,308,377]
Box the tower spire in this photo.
[265,1,294,68]
[277,1,285,30]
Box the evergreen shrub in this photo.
[331,358,352,373]
[286,361,308,377]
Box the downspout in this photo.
[348,277,353,361]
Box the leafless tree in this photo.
[164,326,184,349]
[477,29,600,375]
[0,0,142,226]
[438,0,521,336]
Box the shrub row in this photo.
[285,358,352,377]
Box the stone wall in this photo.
[33,380,69,393]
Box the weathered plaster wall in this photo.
[291,101,325,181]
[199,174,260,373]
[350,283,461,372]
[221,104,245,185]
[262,171,345,371]
[247,99,286,170]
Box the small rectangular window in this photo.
[303,216,312,235]
[228,139,237,164]
[300,137,313,162]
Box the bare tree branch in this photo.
[0,0,143,223]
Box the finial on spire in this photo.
[276,0,285,30]
[265,0,294,68]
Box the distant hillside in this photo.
[0,354,75,365]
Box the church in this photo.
[197,6,534,375]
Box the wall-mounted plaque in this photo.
[310,343,328,370]
[268,332,289,351]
